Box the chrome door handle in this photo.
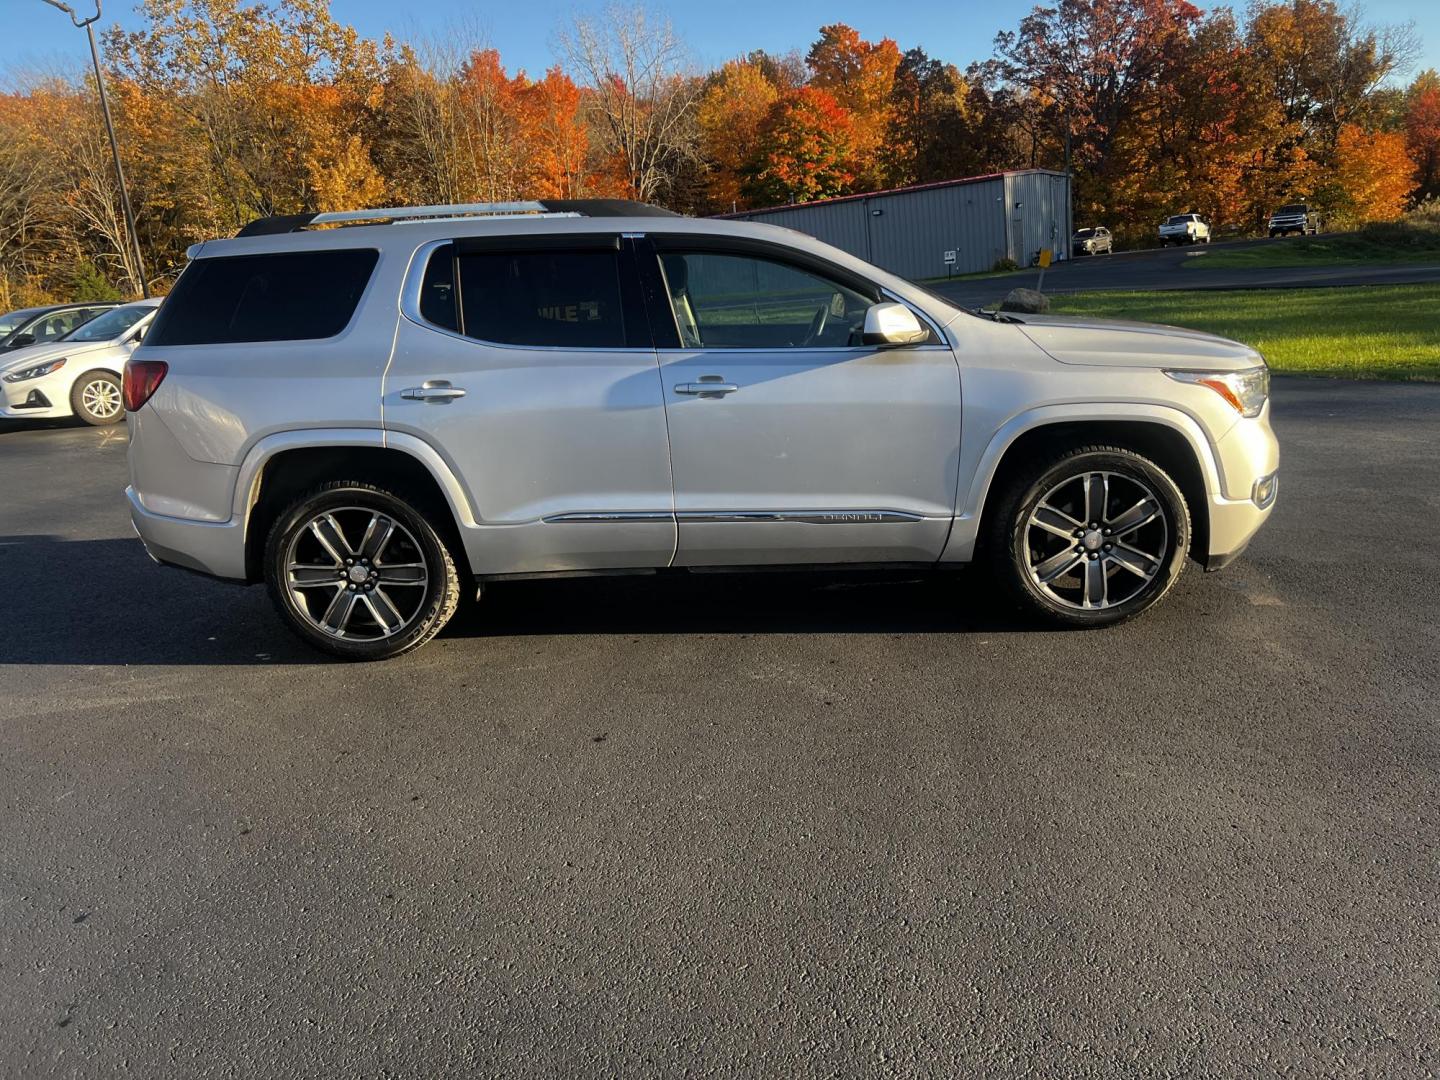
[675,381,738,396]
[400,381,466,402]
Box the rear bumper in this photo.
[127,486,247,580]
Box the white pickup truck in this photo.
[1158,213,1211,246]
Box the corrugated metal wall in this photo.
[731,170,1071,280]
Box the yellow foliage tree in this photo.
[1332,124,1417,224]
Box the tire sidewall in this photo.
[71,370,124,426]
[264,485,457,660]
[1005,450,1190,626]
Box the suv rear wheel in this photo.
[987,446,1190,627]
[263,482,463,660]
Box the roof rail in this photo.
[234,199,681,238]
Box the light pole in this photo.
[40,0,148,297]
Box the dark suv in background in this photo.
[1267,204,1322,237]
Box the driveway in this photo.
[1,379,1437,1077]
[931,235,1440,308]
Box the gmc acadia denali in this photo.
[125,200,1279,660]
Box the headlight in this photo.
[1166,365,1269,418]
[2,357,66,382]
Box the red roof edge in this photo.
[713,169,1069,218]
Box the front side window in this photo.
[63,304,152,342]
[146,249,378,346]
[456,250,626,348]
[657,252,873,349]
[34,308,103,343]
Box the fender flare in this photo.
[230,428,478,542]
[944,402,1225,562]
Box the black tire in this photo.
[264,482,463,661]
[985,446,1191,628]
[70,370,124,426]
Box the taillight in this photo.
[123,359,168,412]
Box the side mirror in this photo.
[131,324,146,343]
[862,302,928,347]
[10,332,35,348]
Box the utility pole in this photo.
[40,0,148,297]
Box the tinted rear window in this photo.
[456,251,626,348]
[147,249,378,346]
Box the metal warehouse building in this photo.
[721,169,1073,281]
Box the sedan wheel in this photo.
[71,371,124,426]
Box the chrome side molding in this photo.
[544,509,925,525]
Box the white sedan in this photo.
[0,299,161,425]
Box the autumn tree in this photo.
[742,87,857,205]
[556,6,703,201]
[806,24,900,188]
[886,47,972,186]
[697,60,779,211]
[520,69,592,199]
[1329,124,1415,224]
[1405,70,1440,201]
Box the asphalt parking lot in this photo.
[932,235,1440,309]
[2,378,1437,1077]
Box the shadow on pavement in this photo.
[0,534,1042,666]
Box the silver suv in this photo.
[126,200,1279,660]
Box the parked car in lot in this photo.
[0,301,117,352]
[1,299,160,424]
[1071,227,1113,255]
[126,200,1279,660]
[1268,203,1322,237]
[1158,214,1211,246]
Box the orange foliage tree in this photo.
[742,87,856,206]
[1331,124,1416,224]
[1405,71,1440,202]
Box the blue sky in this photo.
[2,0,1436,81]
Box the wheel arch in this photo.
[957,408,1220,564]
[236,431,475,583]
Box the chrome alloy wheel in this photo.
[283,507,430,640]
[1023,471,1170,611]
[81,378,123,420]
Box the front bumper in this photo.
[0,370,68,418]
[128,486,248,580]
[1203,478,1275,570]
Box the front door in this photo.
[642,238,962,566]
[384,235,675,575]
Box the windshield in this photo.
[0,308,42,336]
[1277,204,1307,214]
[1164,216,1192,225]
[1073,228,1096,238]
[62,304,152,342]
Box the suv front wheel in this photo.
[988,446,1191,627]
[264,482,463,660]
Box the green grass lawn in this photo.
[1187,229,1440,271]
[1048,284,1440,381]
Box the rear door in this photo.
[639,236,961,567]
[384,235,675,575]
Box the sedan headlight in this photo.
[2,357,66,382]
[1166,365,1269,418]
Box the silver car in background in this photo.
[125,200,1278,660]
[1071,226,1113,255]
[1,299,161,425]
